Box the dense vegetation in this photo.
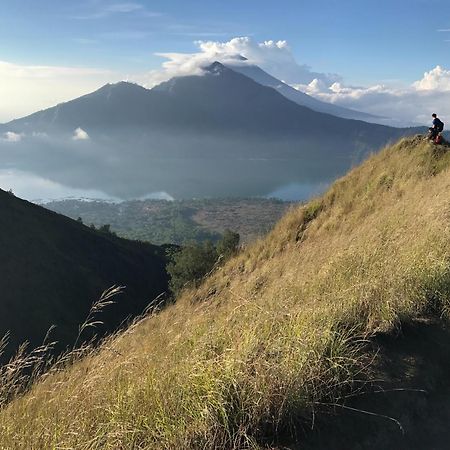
[0,190,169,362]
[167,230,240,294]
[1,136,450,449]
[44,198,291,244]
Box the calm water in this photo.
[0,133,351,202]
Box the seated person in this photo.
[429,113,444,140]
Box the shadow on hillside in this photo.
[290,320,450,449]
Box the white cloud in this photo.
[139,37,341,88]
[293,66,450,125]
[1,131,23,142]
[72,128,90,141]
[0,60,121,123]
[412,65,450,91]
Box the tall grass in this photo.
[0,136,449,449]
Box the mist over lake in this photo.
[0,131,353,202]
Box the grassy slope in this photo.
[0,190,169,361]
[0,136,449,449]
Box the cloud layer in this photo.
[295,65,450,125]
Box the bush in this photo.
[216,229,240,260]
[167,241,218,294]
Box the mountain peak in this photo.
[96,81,148,94]
[204,61,228,75]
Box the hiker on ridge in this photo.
[429,113,444,141]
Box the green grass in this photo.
[0,136,449,449]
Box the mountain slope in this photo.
[0,189,169,361]
[228,63,383,122]
[5,63,415,143]
[1,137,449,448]
[0,63,423,201]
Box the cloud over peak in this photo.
[139,36,450,125]
[142,37,341,88]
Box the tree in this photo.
[216,230,240,260]
[167,241,218,295]
[98,224,116,236]
[99,224,112,234]
[166,230,241,296]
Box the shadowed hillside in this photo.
[0,136,449,449]
[0,190,169,361]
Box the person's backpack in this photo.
[437,118,445,132]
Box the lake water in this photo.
[0,167,334,203]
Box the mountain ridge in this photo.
[227,63,384,122]
[3,63,419,140]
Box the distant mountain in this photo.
[6,81,152,133]
[0,189,169,362]
[227,63,384,122]
[5,62,411,141]
[0,62,423,200]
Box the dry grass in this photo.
[0,136,449,449]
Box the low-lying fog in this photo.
[0,129,361,202]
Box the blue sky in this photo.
[0,0,447,83]
[1,0,450,123]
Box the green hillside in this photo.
[1,136,449,449]
[0,189,169,362]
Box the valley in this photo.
[43,197,293,245]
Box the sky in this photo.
[1,0,450,124]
